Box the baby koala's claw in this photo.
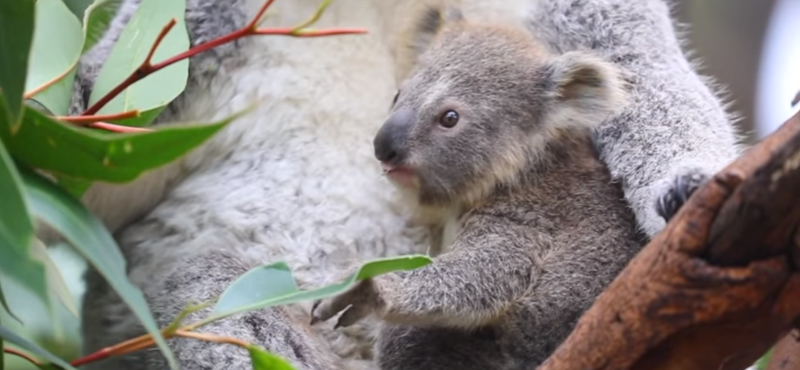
[309,296,347,326]
[309,300,323,325]
[333,304,372,329]
[656,170,710,222]
[309,278,387,328]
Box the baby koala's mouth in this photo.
[381,163,419,188]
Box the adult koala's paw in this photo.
[310,268,399,329]
[655,168,711,222]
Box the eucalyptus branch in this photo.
[23,65,77,100]
[86,122,152,133]
[3,347,42,367]
[56,110,140,124]
[56,110,153,132]
[81,18,178,116]
[81,0,367,117]
[174,330,250,348]
[71,302,218,366]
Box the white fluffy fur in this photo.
[71,0,743,368]
[77,1,524,369]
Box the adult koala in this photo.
[70,0,741,369]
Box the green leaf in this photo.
[0,105,235,183]
[0,0,35,129]
[54,175,93,199]
[0,245,85,363]
[63,0,95,19]
[25,98,54,117]
[0,280,20,323]
[24,0,84,116]
[81,0,124,53]
[19,169,177,369]
[213,262,299,315]
[756,348,775,370]
[209,255,432,323]
[0,132,49,316]
[30,239,79,318]
[248,346,298,370]
[107,106,164,128]
[0,325,78,370]
[89,0,189,121]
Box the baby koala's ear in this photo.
[408,5,463,57]
[540,51,628,131]
[395,3,464,83]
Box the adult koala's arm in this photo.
[71,1,347,369]
[74,0,427,369]
[526,0,742,237]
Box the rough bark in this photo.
[766,331,800,370]
[537,109,800,370]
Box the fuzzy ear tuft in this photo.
[542,51,628,131]
[395,3,464,83]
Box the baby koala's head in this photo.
[374,9,626,207]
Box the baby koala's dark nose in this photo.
[374,108,415,165]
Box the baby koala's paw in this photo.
[310,269,398,329]
[655,168,711,222]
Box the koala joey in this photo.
[70,0,742,369]
[311,14,647,369]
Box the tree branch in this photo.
[81,0,366,116]
[86,121,152,133]
[56,110,139,124]
[3,348,41,367]
[766,330,800,370]
[538,109,800,370]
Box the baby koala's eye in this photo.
[439,110,459,128]
[391,90,400,107]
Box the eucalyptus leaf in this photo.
[0,280,19,323]
[0,132,49,315]
[24,0,83,116]
[19,169,176,369]
[0,105,235,183]
[82,0,125,53]
[248,346,298,370]
[63,0,94,18]
[78,105,165,130]
[0,132,34,266]
[213,262,299,315]
[106,106,164,128]
[0,326,78,370]
[30,239,79,318]
[24,98,54,117]
[208,255,432,323]
[54,175,93,199]
[0,0,35,128]
[89,0,189,121]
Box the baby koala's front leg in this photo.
[311,243,534,330]
[310,271,402,329]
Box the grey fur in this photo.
[524,0,743,236]
[74,0,429,369]
[311,20,646,369]
[82,250,342,370]
[69,0,741,369]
